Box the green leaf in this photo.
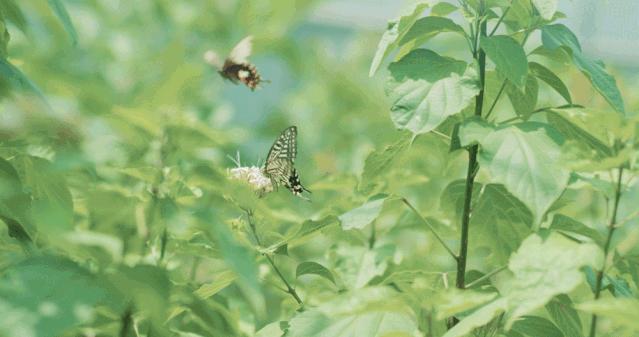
[47,0,78,45]
[0,157,33,243]
[546,110,612,158]
[471,184,533,264]
[529,62,572,104]
[256,322,286,337]
[434,288,497,320]
[431,2,458,16]
[287,287,419,337]
[511,316,563,337]
[359,132,412,194]
[440,179,482,218]
[576,298,639,333]
[542,24,624,113]
[194,270,237,299]
[386,49,479,135]
[106,265,171,322]
[0,0,27,33]
[339,194,389,230]
[332,244,396,289]
[460,122,569,223]
[397,16,465,57]
[506,75,539,118]
[369,2,429,76]
[0,257,111,337]
[443,298,508,337]
[10,155,74,236]
[504,233,602,328]
[0,59,50,107]
[545,295,583,337]
[481,35,528,88]
[531,0,558,20]
[550,214,605,247]
[296,261,336,285]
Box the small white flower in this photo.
[229,166,274,194]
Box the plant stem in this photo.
[589,166,624,337]
[245,210,303,306]
[499,104,585,124]
[402,198,458,261]
[488,2,512,37]
[449,7,487,330]
[465,265,507,288]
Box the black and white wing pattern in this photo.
[263,126,310,199]
[204,35,264,91]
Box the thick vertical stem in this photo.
[449,11,487,330]
[589,166,624,337]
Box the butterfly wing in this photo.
[228,35,253,64]
[264,126,299,190]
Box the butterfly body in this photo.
[263,126,310,200]
[205,36,264,91]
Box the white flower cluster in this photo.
[228,166,274,194]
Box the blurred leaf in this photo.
[531,0,558,20]
[369,2,429,76]
[0,256,111,337]
[506,76,538,118]
[443,299,508,337]
[386,49,479,135]
[287,287,418,337]
[430,2,458,16]
[545,295,583,337]
[542,24,624,113]
[434,288,497,320]
[195,270,237,299]
[511,315,563,337]
[339,194,389,230]
[460,121,569,224]
[256,322,286,337]
[0,59,49,107]
[359,132,412,194]
[0,0,27,33]
[440,179,482,218]
[504,233,602,328]
[529,62,571,103]
[332,244,396,289]
[296,261,336,285]
[47,0,78,45]
[0,157,33,243]
[576,298,639,333]
[397,16,465,57]
[10,155,74,236]
[481,35,528,88]
[550,214,605,246]
[546,110,612,158]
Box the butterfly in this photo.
[263,126,311,200]
[204,36,265,90]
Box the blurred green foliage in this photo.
[0,0,637,336]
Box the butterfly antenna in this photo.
[226,150,242,167]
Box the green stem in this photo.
[488,2,512,36]
[402,198,458,261]
[589,166,624,337]
[449,6,487,330]
[465,265,507,288]
[499,104,585,124]
[245,209,303,306]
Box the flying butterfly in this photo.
[204,36,265,91]
[263,126,311,200]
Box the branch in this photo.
[589,166,624,337]
[466,265,507,288]
[244,209,303,306]
[402,198,458,261]
[489,2,513,37]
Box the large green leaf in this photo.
[47,0,78,45]
[359,132,412,194]
[550,214,605,247]
[287,287,419,337]
[369,2,429,76]
[0,257,112,337]
[504,233,602,328]
[546,110,612,158]
[339,194,389,230]
[397,16,465,57]
[545,295,583,337]
[542,24,624,113]
[296,261,336,285]
[460,121,569,223]
[511,315,563,337]
[531,0,558,20]
[434,288,497,320]
[443,298,508,337]
[576,298,639,333]
[506,75,538,118]
[10,155,74,236]
[480,35,528,88]
[386,49,479,135]
[529,62,572,104]
[331,244,396,289]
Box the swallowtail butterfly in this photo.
[204,36,264,90]
[263,126,310,200]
